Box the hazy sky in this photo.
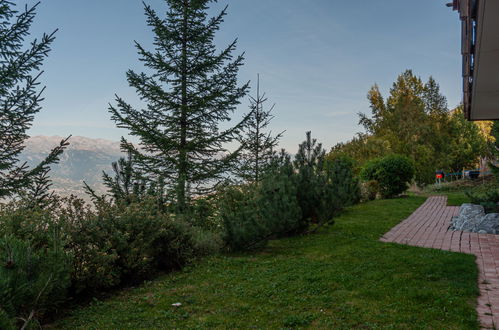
[25,0,462,153]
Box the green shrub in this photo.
[0,195,221,324]
[220,151,364,250]
[220,151,307,251]
[361,180,379,201]
[0,201,61,250]
[61,197,221,294]
[361,155,414,198]
[322,156,361,215]
[152,215,222,271]
[293,132,327,225]
[466,188,499,213]
[0,236,71,329]
[184,195,221,231]
[360,158,382,183]
[258,159,302,236]
[219,184,267,251]
[0,308,15,330]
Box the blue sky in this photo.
[26,0,461,153]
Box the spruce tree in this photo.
[109,0,249,212]
[0,1,68,199]
[237,75,283,182]
[22,166,55,208]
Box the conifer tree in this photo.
[22,166,55,208]
[237,75,283,183]
[294,131,326,224]
[88,152,146,204]
[0,1,68,199]
[109,0,249,212]
[102,152,167,205]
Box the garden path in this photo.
[381,196,499,329]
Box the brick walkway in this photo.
[380,196,499,329]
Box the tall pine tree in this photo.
[237,74,283,182]
[0,1,68,199]
[109,0,249,212]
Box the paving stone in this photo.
[380,196,499,328]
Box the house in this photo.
[449,0,499,120]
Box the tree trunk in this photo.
[177,0,189,212]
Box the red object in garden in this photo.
[436,173,443,179]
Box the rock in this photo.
[450,203,499,235]
[476,213,499,234]
[450,204,485,231]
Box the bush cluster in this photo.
[220,153,361,251]
[360,154,415,199]
[466,186,499,213]
[0,196,221,328]
[220,155,302,251]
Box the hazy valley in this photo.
[20,136,123,198]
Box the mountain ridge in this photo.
[20,135,124,198]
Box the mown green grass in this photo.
[52,196,479,329]
[444,192,471,206]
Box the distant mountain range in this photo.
[20,136,124,199]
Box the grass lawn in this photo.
[444,192,471,206]
[52,196,479,329]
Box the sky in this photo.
[25,0,462,153]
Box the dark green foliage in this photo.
[257,153,301,236]
[0,1,69,199]
[59,196,221,294]
[220,150,303,251]
[237,75,283,183]
[293,132,357,226]
[0,308,15,330]
[466,189,499,213]
[102,152,141,204]
[182,195,220,231]
[21,167,55,208]
[99,152,168,206]
[109,0,248,212]
[219,179,301,251]
[0,236,71,329]
[322,156,361,213]
[221,143,362,251]
[0,202,61,250]
[360,158,381,182]
[218,184,265,251]
[465,120,499,210]
[294,131,326,224]
[0,197,221,307]
[361,154,415,198]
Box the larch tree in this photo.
[0,1,68,200]
[109,0,249,212]
[237,75,283,183]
